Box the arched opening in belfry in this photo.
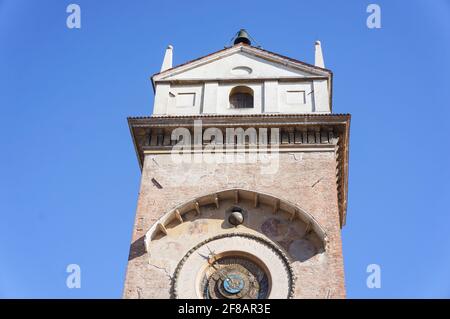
[229,86,254,109]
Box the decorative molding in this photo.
[171,232,296,299]
[129,114,350,227]
[144,188,329,248]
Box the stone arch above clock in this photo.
[145,189,327,268]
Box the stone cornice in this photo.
[128,113,350,227]
[155,76,329,85]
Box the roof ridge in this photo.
[151,43,332,80]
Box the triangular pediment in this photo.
[153,44,330,82]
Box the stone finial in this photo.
[314,40,325,68]
[160,44,173,72]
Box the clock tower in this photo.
[123,30,350,299]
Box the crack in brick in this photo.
[148,262,172,280]
[311,178,323,188]
[136,286,143,299]
[151,158,160,167]
[289,153,303,161]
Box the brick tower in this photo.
[123,30,350,299]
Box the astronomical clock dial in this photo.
[201,256,269,299]
[172,233,294,299]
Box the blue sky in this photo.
[0,0,449,298]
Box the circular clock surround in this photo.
[172,233,294,299]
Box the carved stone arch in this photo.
[145,188,328,252]
[144,188,329,299]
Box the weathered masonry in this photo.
[123,30,351,299]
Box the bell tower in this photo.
[123,30,350,299]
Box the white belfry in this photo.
[152,39,333,115]
[314,40,325,68]
[160,45,173,72]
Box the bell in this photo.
[228,209,244,226]
[233,29,251,45]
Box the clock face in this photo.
[172,233,294,299]
[201,255,269,299]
